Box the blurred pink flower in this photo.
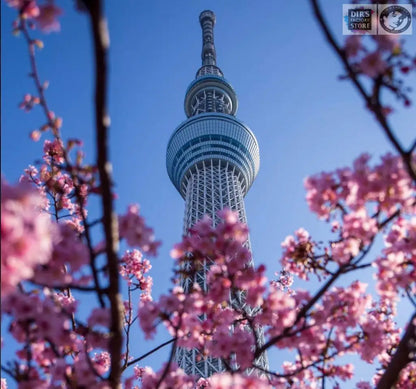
[1,180,54,296]
[35,3,62,33]
[360,51,387,78]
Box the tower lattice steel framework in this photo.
[166,10,268,378]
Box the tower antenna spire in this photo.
[200,10,217,66]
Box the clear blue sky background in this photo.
[1,1,415,388]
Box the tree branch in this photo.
[309,0,416,182]
[376,313,416,389]
[125,338,177,368]
[81,0,123,387]
[20,19,106,307]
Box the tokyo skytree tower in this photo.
[166,10,268,377]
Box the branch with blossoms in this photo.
[137,161,414,386]
[3,1,160,388]
[309,1,416,386]
[310,0,416,182]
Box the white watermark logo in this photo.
[343,4,412,35]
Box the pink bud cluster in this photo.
[19,93,40,111]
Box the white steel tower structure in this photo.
[166,10,267,377]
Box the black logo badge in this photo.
[379,5,411,34]
[348,8,372,31]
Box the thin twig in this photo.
[126,338,177,368]
[156,337,177,389]
[20,19,105,307]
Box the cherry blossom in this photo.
[118,204,160,255]
[360,51,388,78]
[344,35,362,58]
[2,0,416,387]
[1,180,55,296]
[35,2,62,32]
[140,365,195,389]
[5,0,39,18]
[375,217,416,299]
[120,249,153,299]
[208,372,271,388]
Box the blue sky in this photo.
[1,1,415,387]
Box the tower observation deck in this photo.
[166,10,268,377]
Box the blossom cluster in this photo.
[343,33,415,108]
[6,0,62,32]
[1,180,55,296]
[136,209,403,387]
[305,153,414,220]
[281,154,415,283]
[1,289,112,388]
[119,204,161,256]
[120,249,153,300]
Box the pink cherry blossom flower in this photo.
[43,139,65,164]
[30,129,41,141]
[120,249,153,299]
[6,0,40,18]
[356,381,372,389]
[375,218,416,298]
[209,372,271,389]
[118,204,160,255]
[140,365,194,389]
[33,222,89,286]
[92,352,111,375]
[1,180,55,296]
[344,35,362,58]
[88,307,110,328]
[35,3,62,33]
[281,228,316,279]
[360,51,387,78]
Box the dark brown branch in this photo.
[376,313,416,389]
[81,0,123,387]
